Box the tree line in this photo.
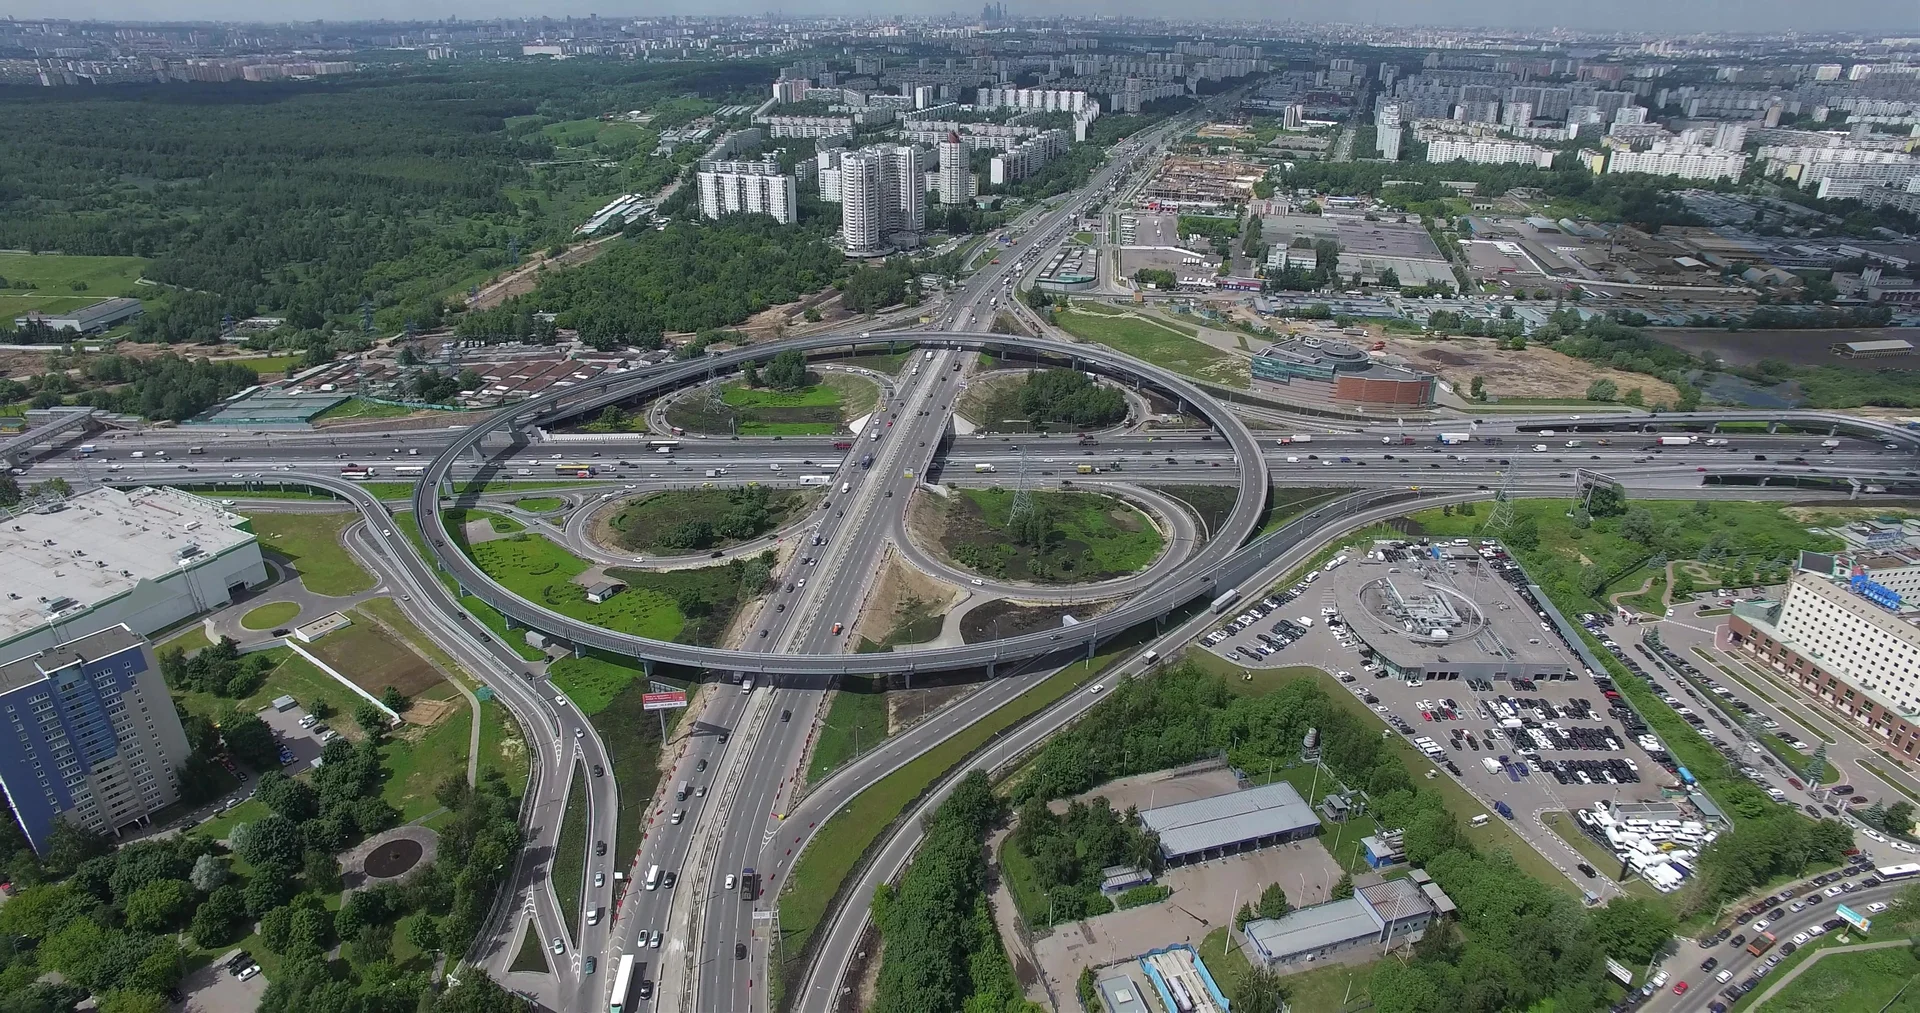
[1015,368,1127,428]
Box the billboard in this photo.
[1603,958,1633,986]
[1836,903,1871,933]
[642,682,689,712]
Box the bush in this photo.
[1114,884,1171,910]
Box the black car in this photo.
[735,942,747,960]
[1700,956,1718,972]
[637,981,654,999]
[661,872,677,888]
[271,627,291,636]
[593,764,605,777]
[1577,862,1597,878]
[1729,934,1746,948]
[781,709,792,722]
[595,840,607,856]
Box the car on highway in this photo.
[596,841,606,856]
[550,937,564,955]
[593,764,604,777]
[735,942,747,960]
[584,955,596,975]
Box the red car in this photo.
[1673,982,1689,995]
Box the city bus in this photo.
[393,465,426,477]
[647,440,681,449]
[554,462,597,476]
[340,466,374,480]
[1874,862,1920,882]
[608,953,635,1013]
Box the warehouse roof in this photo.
[1137,781,1321,859]
[1242,897,1381,961]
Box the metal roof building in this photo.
[1240,876,1449,969]
[1137,781,1322,866]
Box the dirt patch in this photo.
[1375,334,1683,404]
[853,549,962,647]
[886,683,976,733]
[308,623,446,704]
[399,697,458,728]
[469,234,621,310]
[960,599,1111,643]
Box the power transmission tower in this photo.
[1484,459,1518,533]
[1007,446,1034,527]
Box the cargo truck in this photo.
[974,463,996,473]
[1438,433,1471,445]
[798,475,830,486]
[1076,464,1094,474]
[1747,931,1776,957]
[1658,435,1696,446]
[1821,439,1842,449]
[1210,587,1242,613]
[1278,434,1313,445]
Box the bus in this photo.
[644,864,661,890]
[1874,863,1920,881]
[393,465,426,477]
[608,953,635,1013]
[555,462,597,476]
[647,440,681,449]
[340,466,374,479]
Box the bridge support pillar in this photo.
[1767,421,1779,434]
[1758,475,1769,486]
[1830,424,1839,436]
[986,660,996,679]
[573,641,585,658]
[501,614,514,631]
[641,657,654,677]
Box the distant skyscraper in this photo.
[1376,104,1403,161]
[938,131,971,206]
[839,144,924,255]
[0,626,190,854]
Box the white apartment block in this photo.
[1425,138,1554,168]
[989,129,1071,186]
[838,144,924,256]
[771,77,810,103]
[696,157,798,224]
[937,132,971,206]
[1376,104,1403,161]
[1606,143,1748,181]
[1732,573,1920,759]
[976,86,1090,113]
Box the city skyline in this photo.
[3,0,1911,35]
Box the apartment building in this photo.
[1606,142,1749,181]
[1425,137,1554,168]
[696,157,798,224]
[839,144,924,255]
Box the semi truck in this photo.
[1658,435,1696,446]
[1821,438,1842,449]
[974,463,996,473]
[1438,433,1471,445]
[1210,587,1242,613]
[798,475,831,486]
[1278,434,1313,445]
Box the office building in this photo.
[696,157,798,224]
[0,486,268,663]
[1426,138,1554,168]
[1239,873,1454,969]
[1606,142,1748,181]
[1250,337,1437,409]
[1376,103,1403,160]
[937,131,971,206]
[0,626,192,854]
[1729,571,1920,761]
[838,144,924,256]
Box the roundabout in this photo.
[412,330,1273,676]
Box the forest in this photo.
[1283,162,1705,229]
[1015,368,1129,427]
[0,60,778,336]
[9,353,265,422]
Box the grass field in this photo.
[1157,484,1242,541]
[938,488,1165,582]
[313,398,424,422]
[240,601,301,630]
[671,372,879,436]
[588,663,688,864]
[446,506,522,535]
[466,533,688,641]
[605,487,815,555]
[509,928,550,973]
[777,645,1130,996]
[393,512,546,662]
[854,598,945,654]
[553,763,589,941]
[1259,486,1349,536]
[382,708,471,822]
[1055,308,1249,387]
[157,623,215,655]
[223,354,303,376]
[169,647,351,736]
[832,351,912,374]
[548,649,649,715]
[353,597,466,687]
[1739,940,1920,1013]
[248,511,377,597]
[515,497,566,512]
[954,372,1029,432]
[1543,811,1663,902]
[806,688,890,783]
[0,253,150,318]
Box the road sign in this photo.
[1837,903,1872,933]
[1604,958,1633,986]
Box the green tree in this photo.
[123,878,196,933]
[189,853,229,892]
[356,700,391,738]
[381,686,409,713]
[1230,967,1290,1013]
[742,362,760,387]
[190,884,248,948]
[1331,872,1354,899]
[235,814,306,871]
[1886,800,1916,836]
[1586,378,1619,401]
[1589,897,1677,966]
[1469,375,1485,401]
[1255,881,1291,919]
[0,474,19,507]
[1506,515,1540,552]
[95,991,169,1013]
[220,713,280,771]
[762,349,808,390]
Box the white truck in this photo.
[1704,438,1729,447]
[1532,444,1548,452]
[798,475,831,486]
[1437,432,1471,445]
[1481,757,1503,774]
[974,463,997,473]
[1658,435,1696,447]
[1821,438,1842,449]
[1279,434,1313,445]
[840,481,851,493]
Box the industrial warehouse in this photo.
[1136,781,1324,866]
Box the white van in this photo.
[645,865,662,890]
[1470,814,1490,827]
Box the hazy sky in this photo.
[13,0,1907,34]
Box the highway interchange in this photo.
[9,99,1920,1013]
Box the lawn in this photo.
[446,506,523,535]
[1258,486,1349,537]
[463,532,694,641]
[1757,943,1920,1013]
[169,647,352,732]
[313,398,420,422]
[1542,811,1663,902]
[806,687,890,783]
[393,512,546,662]
[382,708,472,822]
[476,697,531,791]
[1200,924,1374,1011]
[937,488,1165,582]
[954,372,1029,432]
[0,253,150,318]
[240,601,302,630]
[604,487,816,555]
[548,649,648,715]
[777,643,1135,996]
[515,497,567,512]
[352,597,469,691]
[1157,484,1242,541]
[553,763,589,941]
[1054,307,1249,387]
[832,351,912,374]
[509,928,551,973]
[588,663,688,865]
[671,372,878,436]
[248,510,378,597]
[224,354,304,376]
[158,623,216,655]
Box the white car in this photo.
[1808,923,1828,936]
[1790,931,1809,945]
[1866,829,1888,842]
[1826,885,1844,897]
[1868,901,1889,913]
[725,874,736,890]
[1750,919,1770,933]
[1090,684,1104,694]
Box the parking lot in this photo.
[179,949,267,1012]
[258,700,335,772]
